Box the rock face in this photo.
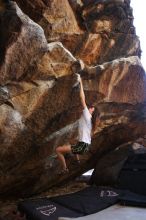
[0,0,146,198]
[89,141,146,186]
[15,0,141,66]
[83,56,146,104]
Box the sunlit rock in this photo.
[83,56,146,104]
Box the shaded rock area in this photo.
[89,142,146,186]
[0,0,146,212]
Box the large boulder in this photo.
[83,56,146,104]
[15,0,140,65]
[0,0,146,199]
[0,1,81,198]
[89,142,146,186]
[0,1,47,85]
[48,0,140,65]
[15,0,82,35]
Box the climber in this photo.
[55,60,99,174]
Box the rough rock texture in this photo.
[0,0,146,199]
[14,0,49,22]
[15,0,141,66]
[15,0,82,34]
[83,56,146,104]
[0,2,47,84]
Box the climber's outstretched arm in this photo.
[78,75,86,109]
